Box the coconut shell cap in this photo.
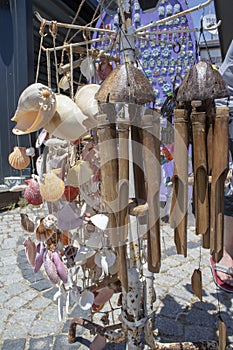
[95,63,155,105]
[176,61,229,102]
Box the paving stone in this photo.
[53,334,82,349]
[30,320,63,336]
[2,338,26,350]
[29,336,53,349]
[154,316,184,339]
[29,295,52,310]
[31,279,53,292]
[184,324,217,342]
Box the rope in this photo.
[46,49,51,88]
[35,19,46,83]
[70,45,74,100]
[49,21,60,93]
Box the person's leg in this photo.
[215,215,233,286]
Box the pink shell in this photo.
[43,250,59,284]
[90,335,106,350]
[94,287,114,305]
[24,178,43,206]
[34,242,46,273]
[23,237,36,268]
[52,250,68,283]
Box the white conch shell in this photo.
[67,160,93,187]
[8,146,30,170]
[39,169,65,202]
[12,83,56,135]
[44,94,88,141]
[74,84,100,128]
[90,214,109,231]
[79,290,94,310]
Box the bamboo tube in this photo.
[202,100,215,248]
[142,114,161,272]
[210,106,229,262]
[117,118,130,292]
[170,108,189,257]
[191,101,209,235]
[97,113,118,239]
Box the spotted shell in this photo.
[39,169,65,202]
[44,94,88,141]
[11,83,56,135]
[8,146,30,170]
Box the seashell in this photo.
[86,231,103,250]
[95,250,116,275]
[63,185,79,202]
[24,178,43,206]
[36,218,54,242]
[108,258,119,275]
[35,128,49,148]
[74,246,96,264]
[39,169,65,202]
[20,213,35,233]
[12,83,56,135]
[25,147,35,157]
[34,242,46,273]
[90,335,106,350]
[43,138,68,148]
[8,146,30,170]
[85,253,96,269]
[74,84,100,128]
[80,57,95,81]
[58,74,70,91]
[79,289,94,310]
[52,250,68,283]
[60,230,69,246]
[44,94,88,141]
[67,160,93,187]
[94,287,114,305]
[23,237,36,268]
[43,214,58,229]
[97,58,113,81]
[36,154,43,179]
[43,249,59,284]
[57,202,83,230]
[90,214,109,231]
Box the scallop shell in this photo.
[8,146,30,170]
[44,94,88,141]
[79,290,94,310]
[67,160,93,187]
[24,178,43,206]
[12,83,56,135]
[39,169,65,202]
[74,84,100,128]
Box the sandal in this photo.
[210,256,233,293]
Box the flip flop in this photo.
[210,256,233,293]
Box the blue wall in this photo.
[0,0,34,183]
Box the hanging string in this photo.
[35,19,46,83]
[49,21,60,93]
[46,49,51,89]
[70,44,74,100]
[197,14,212,63]
[28,133,36,175]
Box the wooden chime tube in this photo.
[202,101,215,248]
[170,108,189,257]
[191,101,209,235]
[97,114,119,238]
[117,118,129,292]
[142,114,161,272]
[210,106,229,262]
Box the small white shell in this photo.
[12,83,56,135]
[80,57,95,81]
[44,94,88,141]
[79,290,94,310]
[26,147,35,157]
[90,214,109,231]
[74,246,96,264]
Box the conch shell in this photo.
[12,83,56,135]
[44,94,88,141]
[8,146,30,170]
[74,84,100,129]
[39,169,65,202]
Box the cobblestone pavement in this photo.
[0,205,233,349]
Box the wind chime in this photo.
[7,0,228,349]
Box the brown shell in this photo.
[95,63,154,104]
[8,146,30,170]
[176,61,229,102]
